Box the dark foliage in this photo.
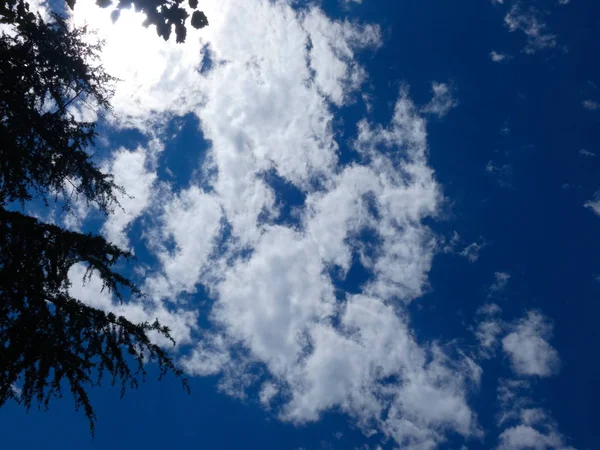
[76,0,208,43]
[0,0,189,435]
[0,1,120,212]
[0,209,189,435]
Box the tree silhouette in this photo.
[0,0,188,434]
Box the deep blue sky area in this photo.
[3,0,600,449]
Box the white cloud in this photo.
[460,241,485,262]
[61,186,93,232]
[504,5,557,54]
[144,186,223,299]
[490,51,512,62]
[302,10,381,106]
[582,100,600,111]
[473,303,503,358]
[422,82,458,118]
[475,320,503,357]
[486,160,513,187]
[558,0,571,5]
[10,383,22,398]
[477,303,502,316]
[497,378,531,422]
[67,0,474,446]
[473,303,562,372]
[490,272,511,295]
[259,381,279,408]
[441,230,461,253]
[579,149,596,157]
[183,90,477,449]
[496,380,575,450]
[497,425,575,450]
[584,191,600,217]
[70,7,203,129]
[59,1,575,448]
[101,144,159,249]
[354,92,441,301]
[502,311,560,377]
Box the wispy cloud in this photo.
[582,99,600,111]
[485,160,513,188]
[490,51,512,62]
[584,191,600,217]
[473,303,503,358]
[442,230,461,253]
[504,5,558,54]
[486,160,513,187]
[490,272,511,295]
[10,383,22,398]
[422,82,458,118]
[579,149,596,157]
[460,240,486,262]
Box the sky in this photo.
[2,0,600,449]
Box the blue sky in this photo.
[3,0,600,449]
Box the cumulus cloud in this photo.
[183,91,477,448]
[475,307,560,374]
[65,1,479,447]
[422,82,458,118]
[61,0,574,448]
[472,308,560,378]
[502,311,560,377]
[504,5,557,54]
